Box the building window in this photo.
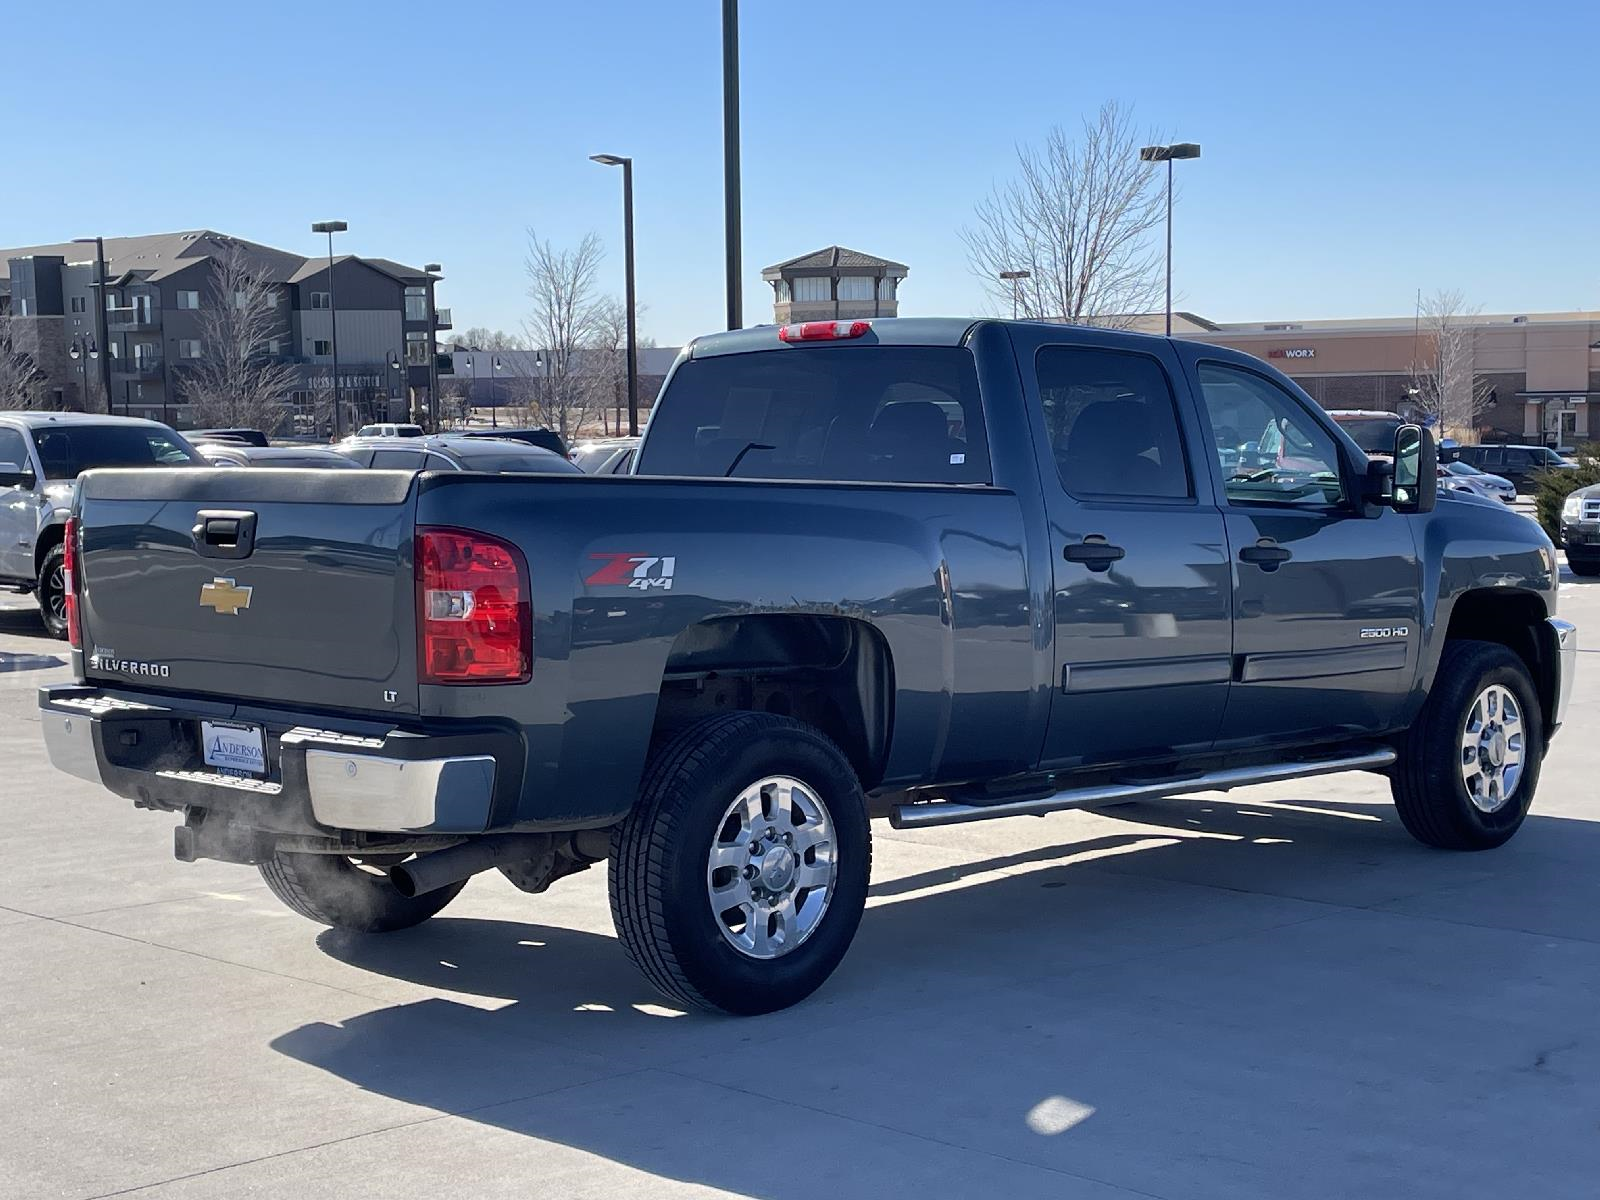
[310,292,331,310]
[405,332,430,365]
[69,296,86,313]
[312,339,332,356]
[176,290,200,310]
[837,276,874,301]
[265,289,280,308]
[177,339,202,359]
[268,338,282,355]
[792,276,830,303]
[404,286,428,322]
[774,280,790,302]
[878,277,896,300]
[16,298,31,316]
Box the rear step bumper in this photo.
[890,747,1399,830]
[38,684,516,836]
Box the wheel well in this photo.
[653,614,893,788]
[1443,589,1556,737]
[34,521,65,576]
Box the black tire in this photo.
[1568,558,1600,578]
[1391,639,1543,850]
[609,712,871,1016]
[37,544,67,640]
[259,849,465,932]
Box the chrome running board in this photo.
[889,747,1398,830]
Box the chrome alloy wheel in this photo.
[46,564,66,622]
[706,775,837,960]
[1461,684,1525,814]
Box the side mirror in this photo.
[1391,424,1437,513]
[0,461,35,489]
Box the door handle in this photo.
[1239,539,1292,570]
[1063,537,1125,572]
[191,510,258,560]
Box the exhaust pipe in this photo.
[390,834,547,897]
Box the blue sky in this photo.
[9,1,1596,345]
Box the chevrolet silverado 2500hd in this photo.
[40,317,1576,1014]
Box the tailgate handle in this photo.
[192,510,257,560]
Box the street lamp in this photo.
[1138,142,1201,337]
[463,352,477,425]
[67,338,98,412]
[491,355,504,429]
[310,220,348,436]
[998,269,1031,320]
[722,0,742,330]
[590,153,640,436]
[424,262,443,431]
[388,352,403,418]
[71,237,114,414]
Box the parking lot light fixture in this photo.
[1138,143,1201,337]
[310,221,349,435]
[590,153,639,436]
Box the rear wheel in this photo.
[259,849,465,932]
[1391,640,1543,850]
[37,544,67,640]
[609,713,871,1015]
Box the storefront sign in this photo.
[1268,348,1316,360]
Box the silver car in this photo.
[1438,459,1516,503]
[0,412,201,637]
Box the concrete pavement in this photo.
[3,564,1599,1200]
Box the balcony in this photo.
[106,304,160,333]
[111,356,165,379]
[434,307,452,330]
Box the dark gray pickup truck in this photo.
[41,317,1577,1014]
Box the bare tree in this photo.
[584,296,654,436]
[522,231,605,440]
[453,326,527,352]
[0,317,45,411]
[962,102,1166,327]
[1410,289,1494,439]
[179,245,299,433]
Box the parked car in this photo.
[189,428,271,447]
[1329,410,1404,457]
[1455,443,1576,493]
[0,412,202,637]
[194,443,363,469]
[335,434,581,474]
[1560,483,1600,576]
[352,423,425,440]
[1438,459,1517,503]
[41,317,1576,1016]
[569,436,639,475]
[456,426,569,458]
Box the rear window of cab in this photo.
[637,347,991,484]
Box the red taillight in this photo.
[63,517,81,649]
[777,320,871,343]
[416,527,531,684]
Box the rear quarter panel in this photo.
[414,472,1039,827]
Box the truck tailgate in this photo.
[76,468,419,716]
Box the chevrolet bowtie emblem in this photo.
[199,577,253,615]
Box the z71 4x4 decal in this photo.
[586,553,677,591]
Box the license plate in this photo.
[201,720,266,776]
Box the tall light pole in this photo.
[463,352,477,425]
[999,269,1030,320]
[590,153,639,436]
[311,220,348,435]
[71,237,114,413]
[722,0,742,330]
[491,355,504,429]
[1138,142,1200,336]
[424,262,442,431]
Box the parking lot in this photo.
[5,547,1600,1200]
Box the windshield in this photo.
[1333,416,1401,454]
[1445,460,1484,476]
[1536,448,1569,465]
[571,443,626,470]
[32,425,198,480]
[454,448,579,474]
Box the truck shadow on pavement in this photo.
[271,797,1600,1199]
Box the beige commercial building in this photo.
[764,246,907,325]
[1156,310,1600,446]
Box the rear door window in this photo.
[32,425,197,479]
[636,346,990,483]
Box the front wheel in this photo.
[609,713,871,1015]
[259,849,465,932]
[1567,558,1600,578]
[1391,640,1543,850]
[37,544,67,640]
